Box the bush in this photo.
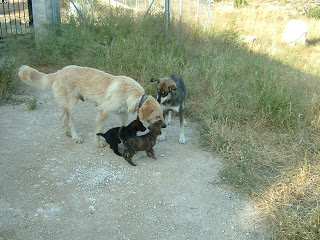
[306,6,320,19]
[234,0,247,8]
[0,57,18,101]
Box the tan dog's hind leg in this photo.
[65,107,84,143]
[95,108,108,147]
[60,111,71,137]
[55,90,83,143]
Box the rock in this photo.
[240,35,258,44]
[281,19,308,46]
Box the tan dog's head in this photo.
[138,96,166,128]
[150,77,177,103]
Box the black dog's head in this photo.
[128,119,146,132]
[150,77,177,103]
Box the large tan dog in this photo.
[18,65,166,147]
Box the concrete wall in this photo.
[32,0,60,39]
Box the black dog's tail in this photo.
[96,133,103,136]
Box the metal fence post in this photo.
[165,0,169,40]
[197,0,200,20]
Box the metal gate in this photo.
[0,0,32,38]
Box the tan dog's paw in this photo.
[95,138,106,148]
[95,135,106,147]
[65,130,72,137]
[74,137,84,144]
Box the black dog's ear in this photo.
[150,78,160,83]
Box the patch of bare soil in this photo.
[0,85,266,239]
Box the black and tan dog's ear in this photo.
[150,78,160,83]
[169,81,177,91]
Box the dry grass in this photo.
[168,1,320,238]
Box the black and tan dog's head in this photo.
[150,77,177,104]
[147,120,163,136]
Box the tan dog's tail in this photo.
[18,65,55,90]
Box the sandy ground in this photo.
[0,84,266,240]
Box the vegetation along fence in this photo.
[0,0,32,38]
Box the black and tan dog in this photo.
[96,119,146,157]
[119,120,163,166]
[151,74,186,144]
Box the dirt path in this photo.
[0,85,265,240]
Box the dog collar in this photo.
[138,94,148,113]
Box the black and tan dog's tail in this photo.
[18,65,55,90]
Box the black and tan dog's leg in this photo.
[146,148,156,159]
[178,109,186,144]
[157,110,169,142]
[123,147,137,166]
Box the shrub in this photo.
[234,0,247,8]
[25,97,37,110]
[0,57,18,101]
[306,6,320,19]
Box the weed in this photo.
[25,97,37,110]
[306,6,320,19]
[0,57,19,101]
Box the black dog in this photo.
[96,119,146,156]
[119,120,163,166]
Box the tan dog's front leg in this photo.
[95,109,108,147]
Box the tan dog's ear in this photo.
[138,102,152,123]
[150,78,160,83]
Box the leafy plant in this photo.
[25,97,37,110]
[306,6,320,19]
[234,0,247,8]
[0,57,18,102]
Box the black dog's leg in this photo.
[110,143,123,156]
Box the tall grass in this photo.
[1,2,320,238]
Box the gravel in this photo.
[0,84,266,239]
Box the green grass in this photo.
[1,3,320,239]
